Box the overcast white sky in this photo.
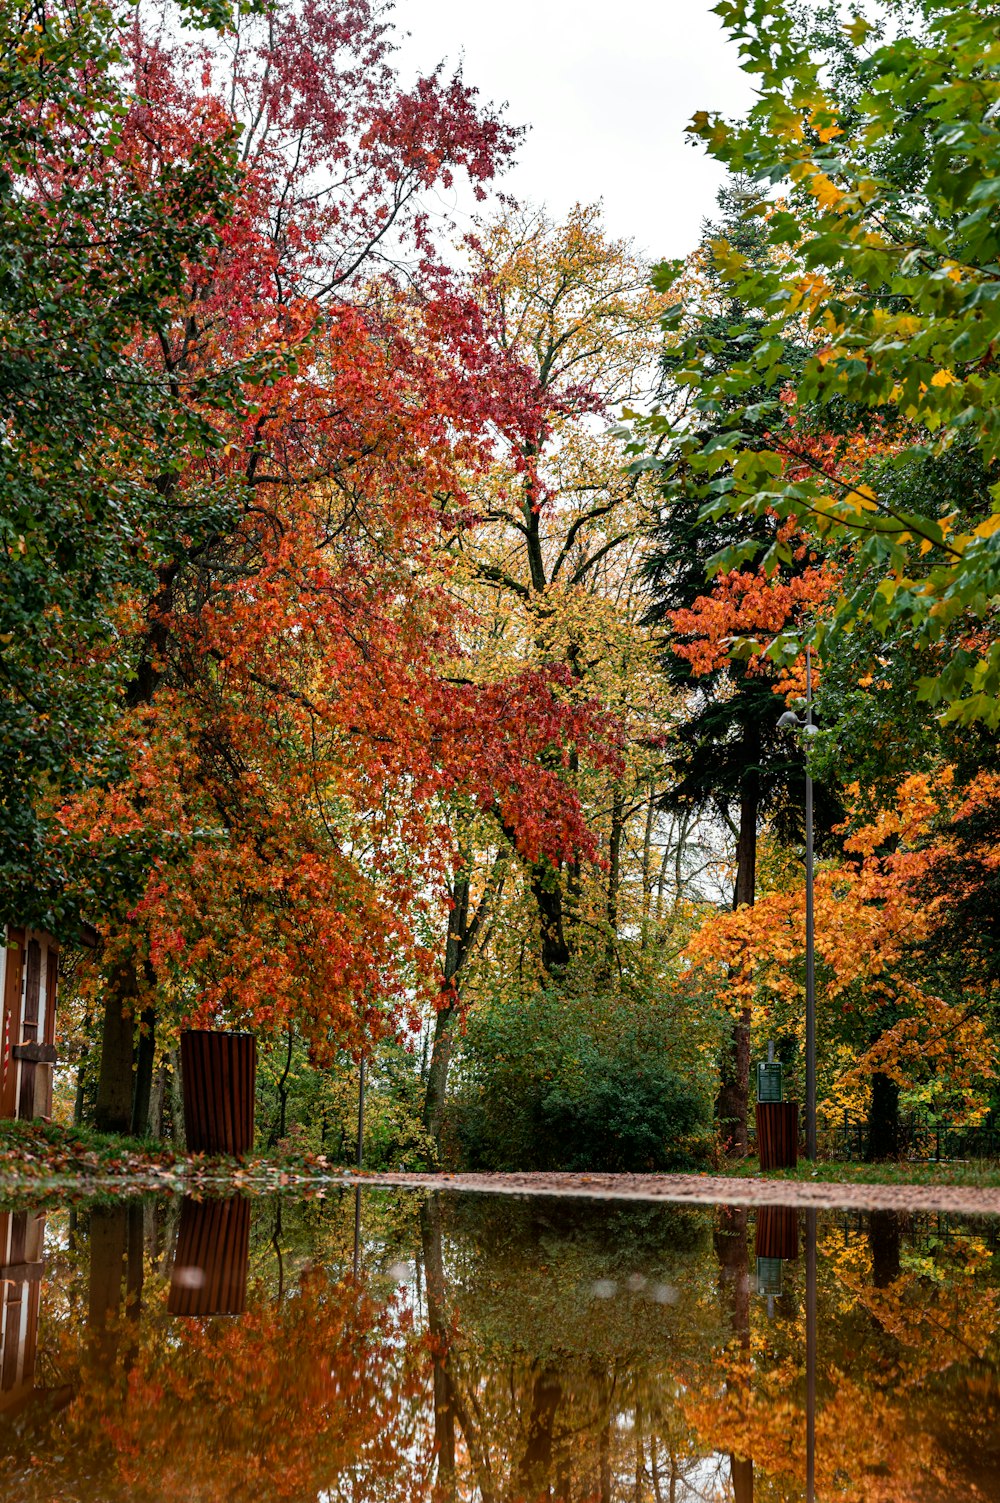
[393,0,755,263]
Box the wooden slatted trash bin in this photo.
[168,1196,251,1316]
[180,1030,256,1157]
[755,1100,799,1170]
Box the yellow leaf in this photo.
[844,14,872,45]
[811,172,844,211]
[930,369,957,387]
[973,513,1000,538]
[848,484,879,512]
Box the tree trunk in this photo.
[126,1200,145,1320]
[424,875,470,1150]
[130,1005,156,1137]
[716,1206,753,1502]
[732,1459,754,1503]
[424,1004,458,1148]
[516,1367,563,1498]
[715,1205,751,1344]
[868,1210,901,1288]
[640,781,656,946]
[716,1008,753,1158]
[867,1071,900,1162]
[73,1059,87,1128]
[421,1195,457,1496]
[269,1027,294,1147]
[89,1207,127,1318]
[733,735,759,912]
[168,1047,186,1150]
[94,961,137,1135]
[606,788,625,964]
[148,1063,167,1141]
[716,732,759,1157]
[531,861,570,973]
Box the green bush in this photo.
[448,988,712,1172]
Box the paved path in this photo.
[346,1169,1000,1216]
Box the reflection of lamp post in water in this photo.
[777,644,817,1161]
[353,1051,366,1278]
[755,1207,817,1498]
[806,1207,817,1503]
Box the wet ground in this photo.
[355,1167,1000,1214]
[0,1185,996,1500]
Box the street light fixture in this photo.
[777,645,817,1161]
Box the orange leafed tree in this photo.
[682,770,1000,1142]
[48,3,620,1128]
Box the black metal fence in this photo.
[831,1111,1000,1162]
[830,1208,1000,1246]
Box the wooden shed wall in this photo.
[0,927,58,1121]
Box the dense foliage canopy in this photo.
[7,0,1000,1166]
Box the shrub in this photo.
[448,988,712,1172]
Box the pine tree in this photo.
[643,182,837,1154]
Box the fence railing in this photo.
[830,1112,1000,1162]
[830,1208,1000,1245]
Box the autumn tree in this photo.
[682,770,1000,1157]
[460,203,667,964]
[650,0,1000,728]
[0,0,257,935]
[631,0,1000,1154]
[35,3,622,1135]
[641,183,843,1155]
[421,204,689,1144]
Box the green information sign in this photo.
[756,1256,784,1297]
[756,1061,784,1104]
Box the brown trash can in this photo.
[168,1196,251,1316]
[755,1100,799,1170]
[755,1204,799,1261]
[180,1030,256,1156]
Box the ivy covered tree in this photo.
[0,0,256,935]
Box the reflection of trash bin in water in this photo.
[755,1205,799,1300]
[168,1197,251,1316]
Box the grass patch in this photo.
[0,1118,358,1203]
[730,1156,1000,1188]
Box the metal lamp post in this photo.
[777,645,817,1161]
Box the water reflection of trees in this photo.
[0,1195,998,1500]
[1,1197,434,1502]
[421,1194,726,1502]
[419,1197,1000,1503]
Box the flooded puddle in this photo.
[0,1188,995,1499]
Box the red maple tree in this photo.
[52,1,619,1088]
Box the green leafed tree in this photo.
[638,0,1000,729]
